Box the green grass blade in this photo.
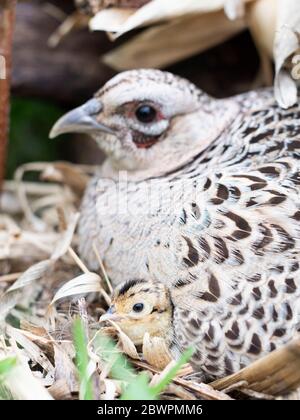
[151,347,195,397]
[0,384,14,400]
[120,372,156,400]
[92,331,194,400]
[93,333,154,400]
[93,333,136,383]
[72,318,94,400]
[0,357,17,399]
[0,357,17,378]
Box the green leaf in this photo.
[0,357,17,400]
[92,331,194,401]
[150,347,195,397]
[72,318,94,400]
[120,372,156,400]
[0,357,17,378]
[93,333,136,383]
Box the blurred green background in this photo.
[7,97,63,179]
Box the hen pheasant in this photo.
[51,69,300,378]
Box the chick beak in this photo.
[49,98,115,139]
[99,305,123,323]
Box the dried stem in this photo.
[77,297,90,340]
[92,241,113,294]
[0,0,16,189]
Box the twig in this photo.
[4,180,64,195]
[132,360,232,400]
[165,383,197,400]
[56,207,111,306]
[240,388,275,400]
[68,247,89,274]
[0,272,23,283]
[56,207,86,270]
[43,3,67,22]
[48,11,88,48]
[92,242,113,294]
[0,0,16,189]
[221,380,248,394]
[56,207,90,275]
[56,206,68,231]
[174,377,233,401]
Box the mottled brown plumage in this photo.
[51,69,300,378]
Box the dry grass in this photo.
[0,161,299,400]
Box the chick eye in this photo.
[132,302,144,313]
[135,105,157,123]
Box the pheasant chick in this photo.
[100,279,173,346]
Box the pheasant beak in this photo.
[99,305,124,323]
[49,98,115,138]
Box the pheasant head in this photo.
[50,69,238,177]
[100,279,173,345]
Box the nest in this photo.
[0,161,300,400]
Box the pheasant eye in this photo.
[135,105,157,123]
[132,302,144,312]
